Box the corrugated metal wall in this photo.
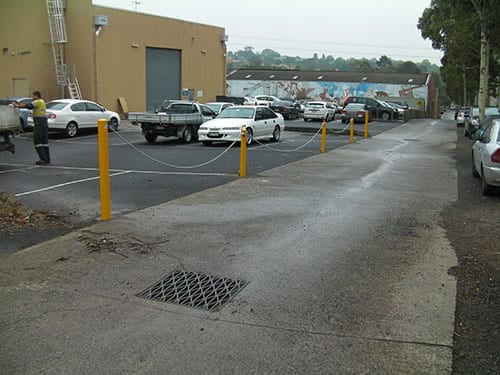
[146,48,181,111]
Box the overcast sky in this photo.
[93,0,443,65]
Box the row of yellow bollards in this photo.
[98,115,370,221]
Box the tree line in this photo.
[228,0,499,114]
[227,48,447,105]
[418,0,499,118]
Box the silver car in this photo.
[341,103,371,123]
[472,119,500,195]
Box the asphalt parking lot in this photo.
[0,117,401,254]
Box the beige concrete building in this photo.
[0,0,227,116]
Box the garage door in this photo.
[146,48,181,111]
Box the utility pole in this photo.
[131,0,141,12]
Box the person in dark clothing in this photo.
[12,91,51,165]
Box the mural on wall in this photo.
[227,80,428,105]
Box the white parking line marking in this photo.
[0,166,38,174]
[15,171,132,197]
[4,163,232,197]
[0,163,231,176]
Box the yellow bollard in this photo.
[320,120,327,153]
[240,126,247,177]
[97,119,111,221]
[349,118,355,144]
[364,111,369,138]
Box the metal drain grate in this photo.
[137,270,247,311]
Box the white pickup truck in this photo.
[0,105,21,154]
[128,101,217,143]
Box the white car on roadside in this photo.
[472,118,500,195]
[198,105,285,146]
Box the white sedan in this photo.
[198,105,285,146]
[472,118,500,195]
[28,99,120,137]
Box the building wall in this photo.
[227,79,429,110]
[0,0,227,115]
[0,0,53,98]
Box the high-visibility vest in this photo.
[32,99,46,117]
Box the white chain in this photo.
[110,127,237,169]
[254,122,352,152]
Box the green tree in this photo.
[376,55,394,72]
[348,58,374,72]
[418,0,500,118]
[395,61,422,74]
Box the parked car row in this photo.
[464,106,500,138]
[471,118,500,195]
[343,96,401,121]
[455,106,470,127]
[242,96,343,117]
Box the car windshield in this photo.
[206,104,221,112]
[217,107,255,119]
[273,101,292,106]
[485,107,500,116]
[46,101,69,110]
[346,104,364,110]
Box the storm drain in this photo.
[137,270,247,311]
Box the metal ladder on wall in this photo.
[45,0,81,99]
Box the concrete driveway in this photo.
[0,118,457,374]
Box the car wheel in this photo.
[183,125,194,143]
[65,122,78,137]
[145,133,157,143]
[246,128,253,145]
[271,125,281,142]
[381,112,390,121]
[202,141,213,146]
[481,167,493,195]
[471,154,480,177]
[108,118,119,131]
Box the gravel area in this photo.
[441,127,500,374]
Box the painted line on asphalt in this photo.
[15,171,132,197]
[0,166,38,174]
[4,163,232,198]
[0,163,231,176]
